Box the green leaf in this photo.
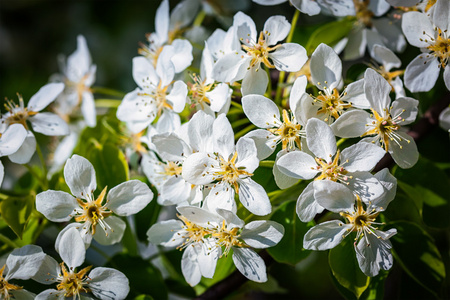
[305,18,354,55]
[393,157,450,228]
[360,270,389,300]
[267,200,313,265]
[329,235,370,299]
[87,142,129,191]
[134,295,154,300]
[164,278,196,298]
[122,218,138,256]
[385,221,445,297]
[106,254,167,300]
[0,195,34,239]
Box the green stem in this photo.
[35,143,48,187]
[336,138,347,148]
[234,124,256,139]
[230,100,243,110]
[0,233,19,248]
[259,160,275,168]
[231,118,250,128]
[91,86,125,98]
[24,164,46,190]
[193,9,206,27]
[95,99,122,108]
[275,71,286,105]
[287,10,300,44]
[265,68,272,97]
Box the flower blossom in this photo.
[147,206,284,285]
[36,155,153,246]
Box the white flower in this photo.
[297,43,370,124]
[332,68,419,169]
[343,0,406,61]
[370,44,406,98]
[0,245,46,300]
[139,0,195,72]
[147,206,284,285]
[253,0,355,16]
[213,12,308,95]
[116,54,187,134]
[36,155,153,246]
[402,10,450,92]
[277,118,386,222]
[187,43,232,115]
[33,227,129,300]
[242,92,307,160]
[53,35,97,127]
[0,83,68,164]
[182,114,271,215]
[303,178,397,277]
[439,106,450,134]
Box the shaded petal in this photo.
[303,220,350,250]
[166,80,188,113]
[404,54,440,93]
[402,11,435,48]
[0,124,27,156]
[341,142,385,172]
[93,216,126,245]
[181,245,202,286]
[57,227,85,269]
[331,110,370,138]
[391,97,419,125]
[364,68,391,114]
[306,118,336,162]
[107,180,153,216]
[241,220,284,248]
[182,152,217,185]
[36,190,78,222]
[6,245,46,280]
[8,131,36,164]
[388,131,418,169]
[232,247,267,282]
[241,67,268,96]
[242,94,280,128]
[276,150,318,179]
[214,114,235,159]
[28,83,64,112]
[311,43,342,91]
[263,15,290,45]
[147,220,185,247]
[64,154,96,199]
[235,137,259,173]
[314,180,355,212]
[30,112,69,136]
[88,267,130,300]
[239,178,271,216]
[270,43,308,72]
[296,182,324,222]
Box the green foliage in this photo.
[267,200,313,265]
[305,18,354,55]
[0,195,34,239]
[106,254,168,300]
[329,235,370,299]
[385,221,446,297]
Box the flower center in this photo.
[312,88,351,123]
[268,109,303,151]
[374,66,404,90]
[188,74,213,110]
[212,220,247,257]
[163,161,183,177]
[213,152,253,194]
[340,196,381,241]
[177,214,213,249]
[138,81,173,117]
[354,0,374,27]
[57,263,92,298]
[241,31,280,70]
[362,108,408,152]
[423,29,450,69]
[313,150,352,183]
[0,265,22,300]
[74,187,112,235]
[3,95,37,129]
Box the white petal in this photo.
[389,131,418,169]
[242,94,280,128]
[215,208,245,229]
[156,48,175,88]
[116,88,155,133]
[32,255,60,284]
[0,124,27,156]
[178,206,223,227]
[306,118,336,162]
[291,0,321,15]
[241,220,284,248]
[212,52,249,83]
[303,220,350,250]
[203,183,237,213]
[296,181,324,222]
[346,171,385,202]
[55,223,92,250]
[132,56,158,88]
[88,267,130,300]
[263,15,290,45]
[168,39,194,73]
[197,240,219,278]
[147,220,185,247]
[331,110,370,138]
[10,289,36,300]
[311,43,342,91]
[372,168,397,210]
[391,97,419,125]
[214,114,235,159]
[208,83,232,112]
[57,227,85,269]
[35,289,64,300]
[404,54,440,93]
[30,113,69,136]
[239,178,271,216]
[6,245,46,280]
[402,11,435,48]
[372,19,406,53]
[235,12,257,41]
[36,190,78,222]
[243,129,277,160]
[166,80,188,113]
[314,180,355,212]
[341,142,385,172]
[107,180,153,216]
[160,177,191,205]
[232,247,267,282]
[341,79,369,109]
[64,154,96,199]
[444,66,450,91]
[66,35,92,81]
[276,150,318,179]
[270,43,308,72]
[181,245,203,286]
[27,83,64,112]
[241,67,268,96]
[355,229,396,276]
[235,137,259,173]
[8,131,36,164]
[93,216,126,245]
[155,0,169,44]
[289,75,308,113]
[187,110,215,152]
[273,151,299,189]
[372,44,401,71]
[153,133,189,162]
[364,68,391,114]
[182,152,217,185]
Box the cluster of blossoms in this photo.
[1,0,449,298]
